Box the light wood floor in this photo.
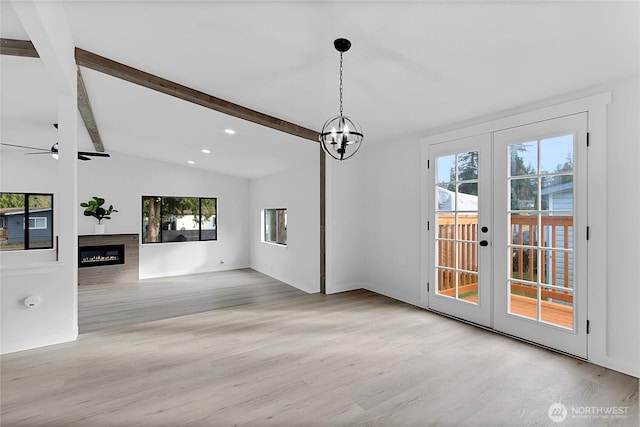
[2,288,638,426]
[79,268,307,333]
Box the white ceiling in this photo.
[1,1,638,179]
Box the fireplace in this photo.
[79,244,125,268]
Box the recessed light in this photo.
[224,128,236,135]
[187,160,195,164]
[201,149,211,154]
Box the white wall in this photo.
[249,158,319,294]
[602,76,639,373]
[358,138,423,306]
[0,151,77,354]
[77,151,250,278]
[345,75,639,377]
[325,152,367,294]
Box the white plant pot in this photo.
[95,224,105,234]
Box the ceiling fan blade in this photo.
[78,151,110,157]
[1,142,49,152]
[78,154,92,161]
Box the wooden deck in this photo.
[439,283,573,329]
[510,294,573,329]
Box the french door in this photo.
[427,134,492,327]
[427,113,588,358]
[493,113,588,358]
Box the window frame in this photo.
[141,195,217,244]
[262,208,287,246]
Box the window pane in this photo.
[540,286,573,330]
[457,183,478,211]
[457,271,478,304]
[436,239,456,268]
[540,214,573,250]
[437,268,455,297]
[540,134,573,175]
[162,197,200,242]
[200,198,217,241]
[437,154,455,185]
[510,247,538,283]
[510,213,537,246]
[509,141,537,177]
[541,175,572,211]
[509,281,538,320]
[27,194,53,249]
[276,209,287,245]
[142,196,161,243]
[436,184,455,212]
[540,249,573,289]
[457,151,478,181]
[0,193,26,251]
[264,209,275,242]
[263,208,287,245]
[457,239,477,271]
[510,178,538,210]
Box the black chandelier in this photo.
[320,38,364,161]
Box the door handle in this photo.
[479,240,489,247]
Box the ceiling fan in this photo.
[0,124,110,161]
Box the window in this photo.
[142,196,216,244]
[0,193,54,251]
[26,217,47,230]
[263,208,287,245]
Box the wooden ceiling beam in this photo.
[1,38,320,144]
[74,47,320,143]
[0,38,39,58]
[77,67,105,152]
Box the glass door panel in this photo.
[427,134,491,327]
[494,113,587,358]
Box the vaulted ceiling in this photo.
[1,1,638,179]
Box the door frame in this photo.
[420,93,612,366]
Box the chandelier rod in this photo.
[339,52,344,117]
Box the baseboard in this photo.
[325,282,363,295]
[362,283,424,308]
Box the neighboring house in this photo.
[0,207,53,244]
[542,181,573,211]
[541,182,574,288]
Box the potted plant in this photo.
[80,196,118,234]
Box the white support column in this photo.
[56,95,79,332]
[1,0,79,353]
